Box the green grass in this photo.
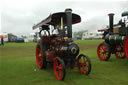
[0,40,128,85]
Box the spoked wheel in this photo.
[36,44,46,69]
[124,36,128,59]
[77,54,91,75]
[115,45,125,59]
[54,57,66,80]
[97,42,111,61]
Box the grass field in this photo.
[0,40,128,85]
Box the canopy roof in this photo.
[122,11,128,16]
[33,12,81,30]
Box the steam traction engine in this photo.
[33,9,91,80]
[97,11,128,61]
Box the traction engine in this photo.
[33,9,91,80]
[97,11,128,61]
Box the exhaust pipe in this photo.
[108,13,114,33]
[65,8,72,38]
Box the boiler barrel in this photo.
[105,34,126,44]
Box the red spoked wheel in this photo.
[77,54,91,75]
[124,36,128,59]
[115,45,125,59]
[36,44,46,69]
[54,57,66,80]
[97,42,111,61]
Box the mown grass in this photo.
[0,40,128,85]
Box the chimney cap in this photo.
[108,13,114,16]
[65,8,72,12]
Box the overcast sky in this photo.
[1,0,128,36]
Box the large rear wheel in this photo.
[54,57,66,80]
[36,44,46,69]
[77,54,91,75]
[97,42,111,61]
[124,36,128,59]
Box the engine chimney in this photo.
[65,8,72,38]
[108,13,114,33]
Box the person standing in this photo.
[1,37,4,45]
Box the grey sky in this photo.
[1,0,128,36]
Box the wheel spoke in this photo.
[85,59,88,63]
[59,70,63,78]
[81,63,86,67]
[58,65,63,70]
[83,66,88,73]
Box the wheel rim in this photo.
[97,43,109,60]
[125,36,128,59]
[77,55,91,75]
[54,57,65,80]
[36,44,43,69]
[115,45,125,59]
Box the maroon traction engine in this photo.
[32,9,91,80]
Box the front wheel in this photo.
[54,57,66,80]
[97,42,111,61]
[77,54,91,75]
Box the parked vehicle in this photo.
[97,11,128,60]
[16,37,24,42]
[82,32,102,40]
[33,9,91,80]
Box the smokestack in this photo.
[65,8,72,38]
[108,13,114,33]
